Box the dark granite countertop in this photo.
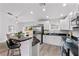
[35,32,69,36]
[32,36,40,46]
[44,33,68,36]
[9,36,40,46]
[9,37,32,42]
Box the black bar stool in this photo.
[6,39,21,56]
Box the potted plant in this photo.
[15,31,24,38]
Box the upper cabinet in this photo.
[59,16,72,30]
[71,11,79,30]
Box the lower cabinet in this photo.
[20,39,32,56]
[32,43,40,56]
[43,35,63,46]
[20,39,40,56]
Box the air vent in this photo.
[8,12,13,15]
[38,19,48,21]
[39,3,46,7]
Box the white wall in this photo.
[0,14,2,34]
[0,13,2,41]
[0,13,17,42]
[17,21,50,32]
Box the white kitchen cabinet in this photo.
[32,43,40,56]
[20,39,32,56]
[59,18,72,30]
[43,35,63,46]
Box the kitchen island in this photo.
[6,33,40,56]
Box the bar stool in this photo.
[61,36,70,56]
[6,39,21,56]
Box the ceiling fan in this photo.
[0,9,26,19]
[7,12,18,19]
[7,12,20,23]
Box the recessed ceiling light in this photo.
[30,11,33,14]
[46,16,49,18]
[16,20,18,24]
[60,14,64,17]
[42,8,46,11]
[62,3,67,7]
[69,12,73,15]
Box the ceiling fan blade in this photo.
[7,12,13,15]
[7,12,19,19]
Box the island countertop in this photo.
[7,34,40,46]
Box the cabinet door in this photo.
[20,39,32,56]
[60,19,71,30]
[43,35,63,46]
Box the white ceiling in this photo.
[0,3,78,22]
